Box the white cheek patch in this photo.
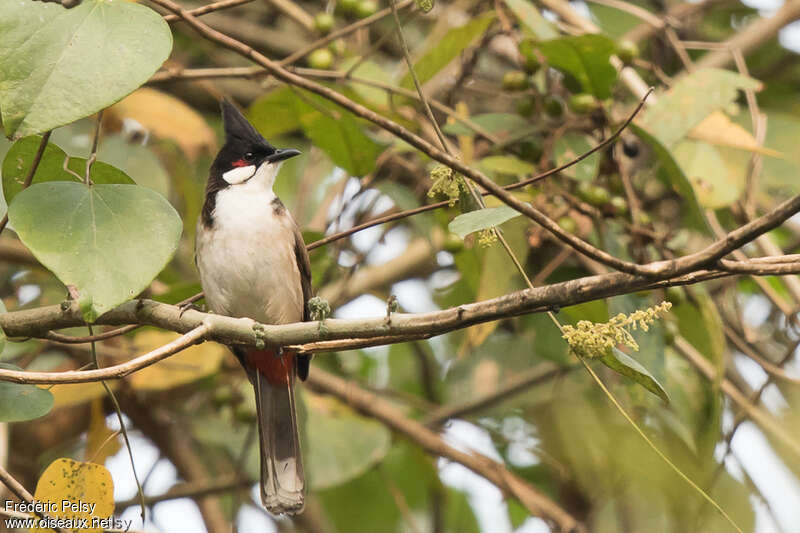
[222,165,256,184]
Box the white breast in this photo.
[196,163,304,325]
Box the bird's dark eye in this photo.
[244,152,255,161]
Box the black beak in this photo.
[265,148,301,163]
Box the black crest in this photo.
[221,99,269,146]
[202,100,301,228]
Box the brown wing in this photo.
[293,223,313,380]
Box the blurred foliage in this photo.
[1,0,800,531]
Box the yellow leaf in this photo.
[129,330,227,391]
[85,400,120,465]
[33,458,114,533]
[106,88,217,160]
[688,111,783,157]
[51,382,118,409]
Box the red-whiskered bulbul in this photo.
[196,100,311,515]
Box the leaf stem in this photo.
[88,323,146,522]
[580,358,744,533]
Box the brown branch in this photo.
[724,325,800,385]
[4,259,800,384]
[119,394,230,533]
[146,0,652,275]
[423,363,573,426]
[117,477,254,511]
[278,0,415,66]
[306,90,649,250]
[695,0,800,69]
[0,131,51,237]
[306,367,583,532]
[673,335,800,459]
[162,0,255,22]
[0,465,67,533]
[0,325,208,383]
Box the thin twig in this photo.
[88,324,146,521]
[147,0,658,275]
[163,0,255,22]
[307,367,583,532]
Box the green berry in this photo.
[516,96,536,117]
[355,0,378,18]
[543,95,563,118]
[314,13,335,35]
[635,211,652,225]
[517,139,543,163]
[617,40,639,64]
[337,0,359,15]
[577,181,610,206]
[502,70,530,91]
[568,93,598,114]
[557,216,578,234]
[307,48,334,70]
[609,195,628,215]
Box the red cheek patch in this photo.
[232,159,248,167]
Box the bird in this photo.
[195,99,312,515]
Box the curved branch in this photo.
[2,260,800,384]
[307,367,583,532]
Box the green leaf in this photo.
[0,363,54,422]
[443,113,530,137]
[553,133,601,181]
[96,135,170,197]
[8,182,182,322]
[254,89,384,176]
[673,140,743,208]
[448,205,522,238]
[639,68,761,147]
[2,136,134,205]
[248,87,304,139]
[587,3,642,39]
[0,0,172,138]
[538,35,617,98]
[297,99,384,177]
[673,290,725,370]
[400,14,495,89]
[600,348,669,402]
[504,0,558,39]
[631,124,710,234]
[478,155,535,176]
[305,390,391,490]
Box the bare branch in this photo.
[306,368,583,532]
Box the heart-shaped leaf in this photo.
[8,182,182,321]
[0,363,54,422]
[34,458,114,532]
[3,136,133,205]
[0,0,172,138]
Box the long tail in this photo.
[246,348,305,515]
